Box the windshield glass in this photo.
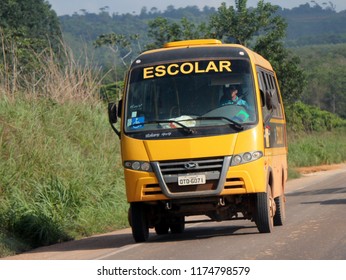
[125,59,257,137]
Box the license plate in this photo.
[178,175,206,186]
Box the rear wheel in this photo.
[274,194,286,226]
[255,184,275,233]
[130,202,149,242]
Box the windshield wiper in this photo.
[194,116,243,131]
[129,117,243,133]
[129,120,195,135]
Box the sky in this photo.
[47,0,346,16]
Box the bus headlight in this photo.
[124,161,152,172]
[232,155,243,165]
[231,151,263,166]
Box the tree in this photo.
[146,17,207,49]
[94,33,139,66]
[208,0,306,104]
[208,0,260,45]
[0,0,61,49]
[0,0,62,93]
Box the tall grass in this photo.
[288,127,346,168]
[1,34,101,103]
[0,98,128,254]
[0,41,127,257]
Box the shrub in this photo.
[286,101,346,132]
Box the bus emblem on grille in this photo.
[184,162,198,169]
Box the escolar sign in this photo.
[143,60,232,79]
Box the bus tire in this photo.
[170,216,185,234]
[130,202,149,242]
[274,194,286,226]
[255,184,274,233]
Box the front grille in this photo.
[159,158,224,175]
[151,156,231,198]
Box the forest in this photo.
[60,2,346,47]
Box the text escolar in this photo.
[143,60,232,79]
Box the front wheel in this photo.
[255,185,275,233]
[130,202,149,242]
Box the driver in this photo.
[220,85,249,108]
[220,85,252,122]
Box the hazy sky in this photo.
[47,0,346,16]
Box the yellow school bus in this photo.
[109,39,287,242]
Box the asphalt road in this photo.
[3,165,346,260]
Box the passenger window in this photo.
[257,70,271,122]
[269,75,283,118]
[257,67,285,121]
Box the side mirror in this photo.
[117,99,123,118]
[108,102,121,138]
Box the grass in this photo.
[0,99,127,256]
[0,41,128,257]
[288,128,346,169]
[0,97,128,257]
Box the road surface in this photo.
[3,165,346,260]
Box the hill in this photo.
[59,3,346,49]
[279,3,346,45]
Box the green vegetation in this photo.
[288,128,346,169]
[0,0,62,92]
[286,101,346,132]
[297,44,346,118]
[0,6,128,254]
[286,103,346,178]
[0,96,128,257]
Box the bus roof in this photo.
[164,39,222,48]
[133,39,273,71]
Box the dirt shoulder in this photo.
[295,163,346,174]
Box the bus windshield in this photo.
[125,59,257,136]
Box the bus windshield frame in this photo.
[124,58,258,139]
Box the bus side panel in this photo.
[264,120,288,198]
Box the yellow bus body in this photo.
[111,39,288,241]
[122,127,270,201]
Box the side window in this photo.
[261,72,268,90]
[269,74,283,118]
[257,67,284,121]
[257,72,264,92]
[257,69,271,121]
